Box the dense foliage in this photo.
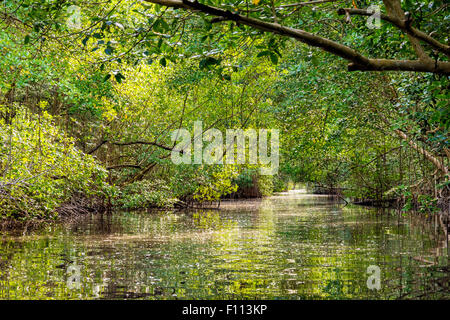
[0,105,110,219]
[0,0,448,220]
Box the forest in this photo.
[0,0,450,302]
[0,0,448,221]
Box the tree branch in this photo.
[348,58,449,73]
[111,140,174,151]
[87,139,108,154]
[106,164,142,170]
[278,0,342,8]
[143,0,450,74]
[377,113,448,176]
[337,8,450,57]
[394,128,448,176]
[87,139,175,154]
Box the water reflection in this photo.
[0,191,448,299]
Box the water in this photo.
[0,190,448,299]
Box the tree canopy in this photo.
[0,0,448,219]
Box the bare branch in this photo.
[87,139,108,154]
[278,0,342,8]
[87,139,175,154]
[107,164,142,170]
[111,140,174,151]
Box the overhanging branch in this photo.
[337,8,450,58]
[87,139,175,154]
[107,164,142,170]
[111,140,174,151]
[143,0,450,74]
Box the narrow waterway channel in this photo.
[0,190,448,299]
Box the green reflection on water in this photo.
[0,191,448,299]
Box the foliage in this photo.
[272,174,289,192]
[257,174,274,197]
[113,179,177,209]
[0,105,109,219]
[193,165,239,203]
[0,0,448,219]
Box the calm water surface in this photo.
[0,190,449,299]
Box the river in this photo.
[0,190,448,299]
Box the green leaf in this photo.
[257,50,271,57]
[204,19,212,31]
[269,52,278,64]
[82,36,90,46]
[199,57,220,69]
[114,72,125,83]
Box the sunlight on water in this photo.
[0,191,448,299]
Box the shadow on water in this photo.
[0,190,448,299]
